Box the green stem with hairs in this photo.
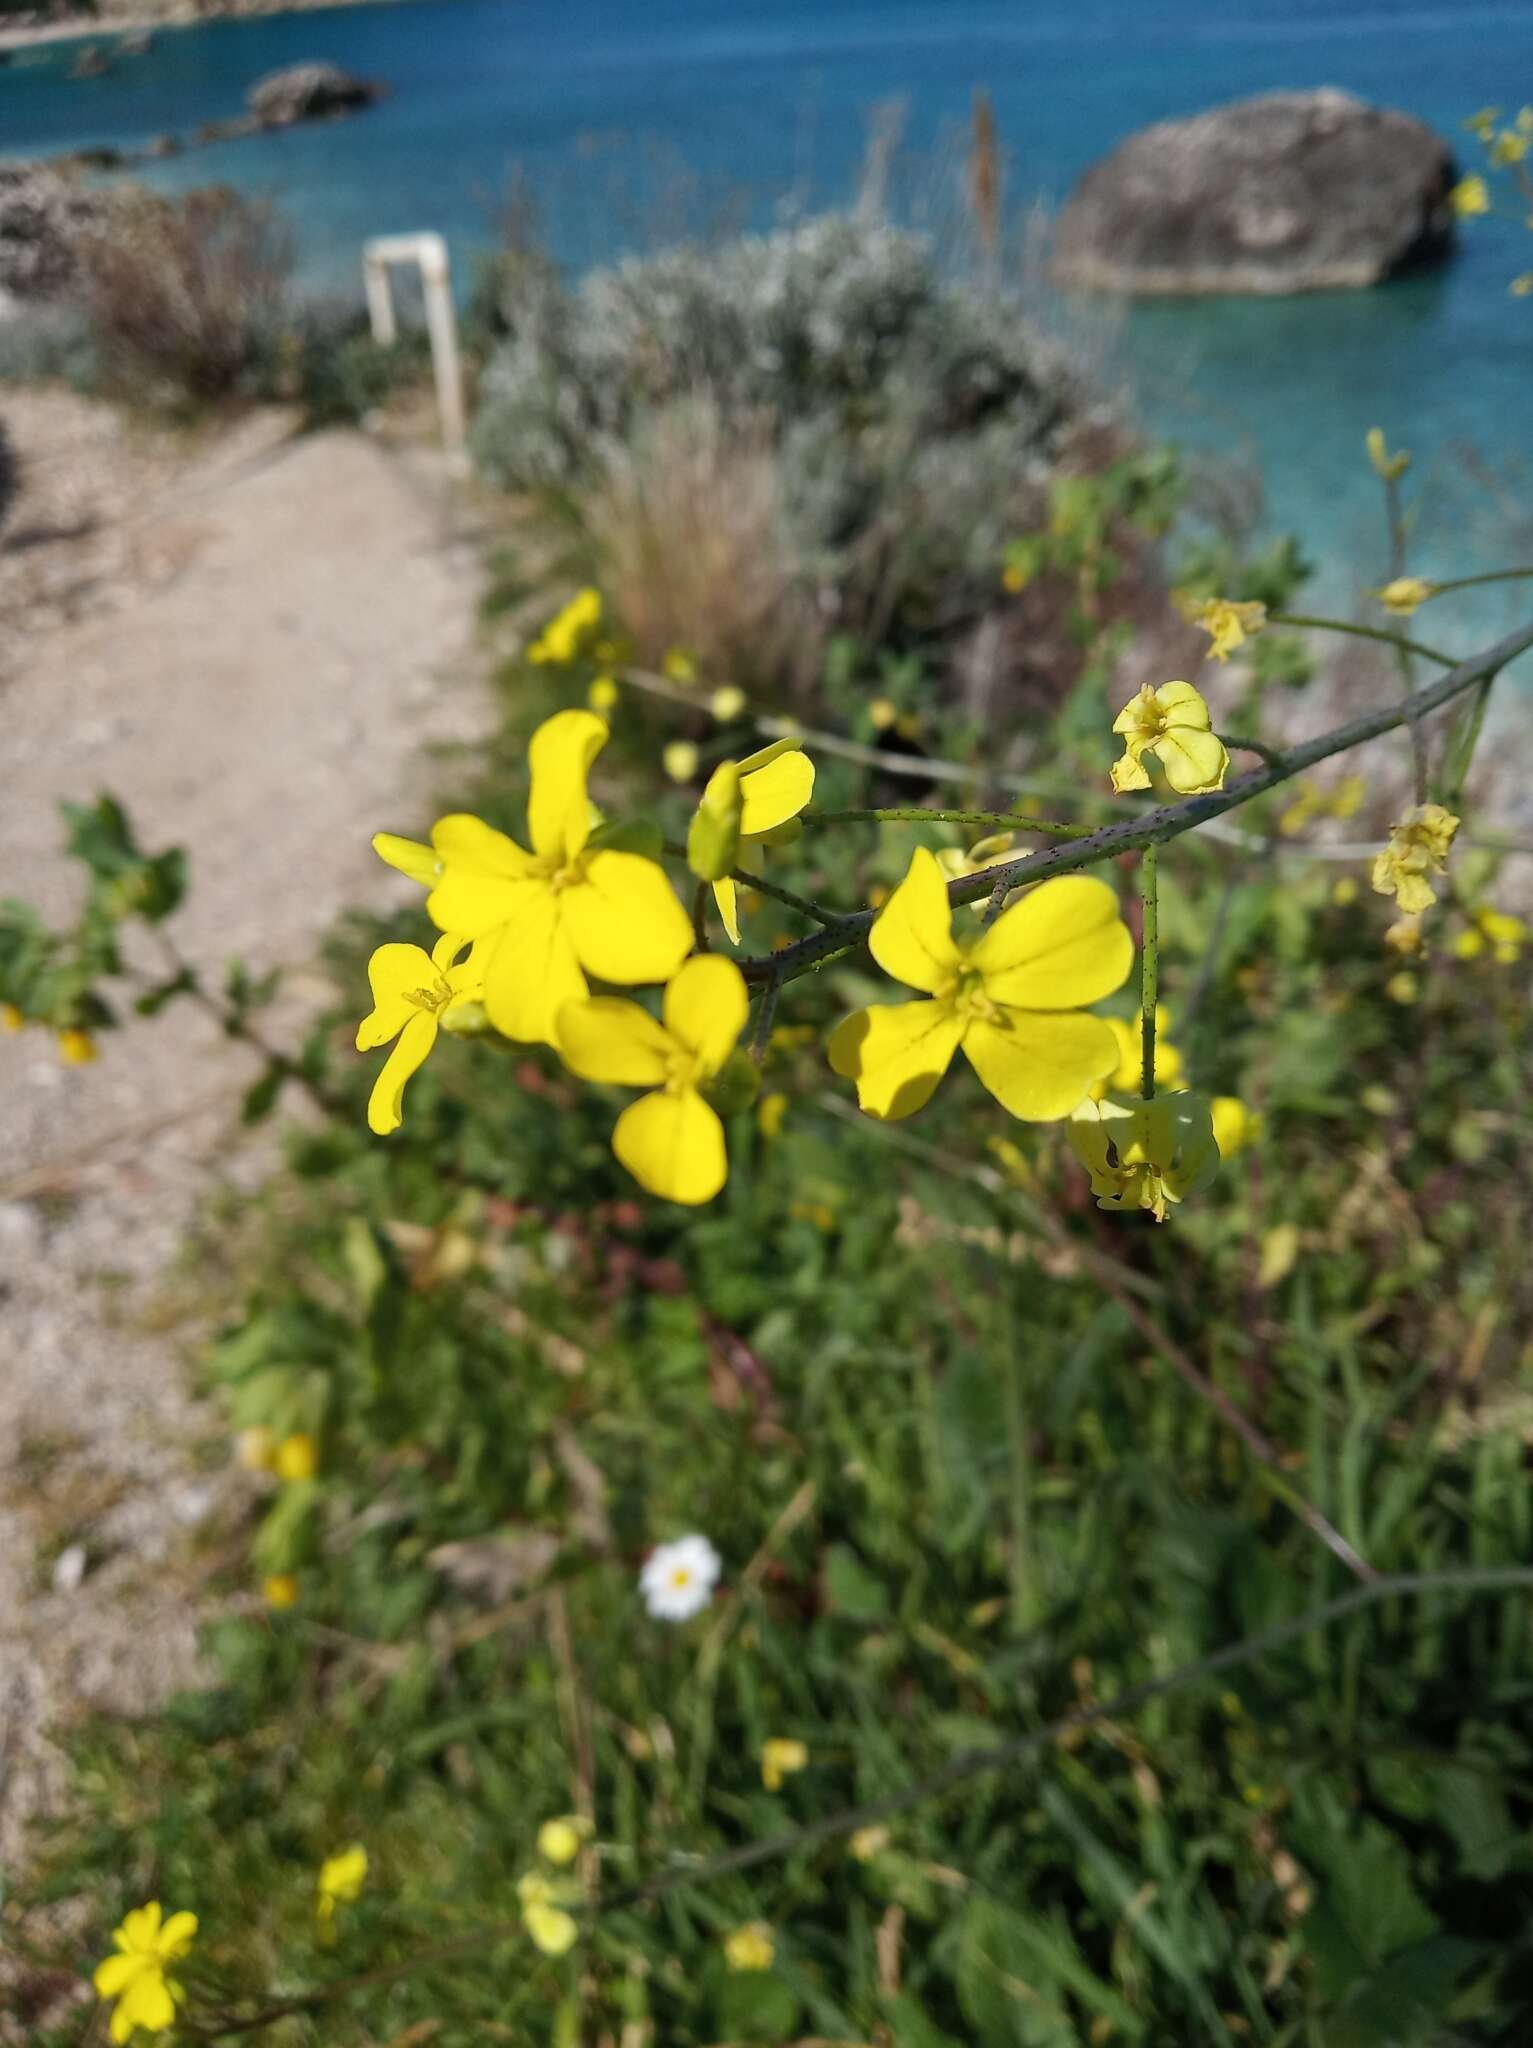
[1268,611,1456,667]
[806,807,1090,838]
[1139,845,1159,1098]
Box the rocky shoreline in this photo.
[0,0,415,52]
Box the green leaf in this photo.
[241,1067,284,1124]
[713,1970,799,2042]
[823,1543,889,1623]
[134,967,198,1017]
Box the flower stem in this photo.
[994,1253,1033,1635]
[1139,844,1158,1100]
[1268,611,1456,667]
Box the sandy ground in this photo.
[0,387,489,1890]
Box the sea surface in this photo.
[5,0,1533,606]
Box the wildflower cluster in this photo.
[1454,105,1533,296]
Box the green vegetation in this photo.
[7,208,1533,2046]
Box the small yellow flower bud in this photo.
[1386,970,1419,1004]
[709,684,747,721]
[588,674,620,713]
[1210,1096,1260,1160]
[1331,877,1360,906]
[1172,593,1267,662]
[686,760,744,881]
[868,697,898,731]
[1372,576,1435,616]
[1257,1222,1301,1289]
[1511,273,1533,297]
[757,1091,788,1140]
[58,1028,98,1066]
[724,1921,775,1972]
[1450,174,1492,216]
[760,1737,809,1790]
[274,1432,318,1482]
[537,1815,592,1866]
[849,1825,891,1862]
[662,647,697,684]
[663,740,700,784]
[1,1002,23,1032]
[517,1872,580,1955]
[316,1845,368,1924]
[263,1573,299,1609]
[235,1426,277,1472]
[1366,426,1411,480]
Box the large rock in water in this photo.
[246,63,381,127]
[1052,89,1457,295]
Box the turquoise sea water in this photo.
[4,0,1533,603]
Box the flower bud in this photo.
[686,761,743,882]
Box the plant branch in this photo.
[806,807,1089,839]
[1268,611,1456,666]
[734,619,1533,988]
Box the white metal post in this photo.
[361,232,466,465]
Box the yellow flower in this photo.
[710,684,747,721]
[537,1815,593,1866]
[1174,594,1267,663]
[356,933,486,1134]
[662,647,697,684]
[1450,175,1491,216]
[757,1090,789,1139]
[1384,914,1425,955]
[1492,128,1530,164]
[687,761,744,883]
[529,587,602,666]
[828,849,1132,1123]
[557,955,749,1205]
[709,739,815,944]
[421,712,692,1046]
[724,1922,775,1973]
[274,1432,318,1482]
[1091,1007,1183,1099]
[1278,774,1365,836]
[1210,1095,1260,1160]
[58,1027,99,1066]
[760,1737,809,1790]
[849,1825,891,1862]
[1068,1092,1220,1223]
[663,739,700,783]
[588,674,620,713]
[316,1845,368,1925]
[518,1871,579,1956]
[1331,877,1360,906]
[1109,681,1229,795]
[1465,106,1500,141]
[1365,427,1410,481]
[1,1001,23,1032]
[868,697,898,731]
[1371,576,1435,616]
[1001,561,1028,593]
[936,831,1016,882]
[263,1573,299,1608]
[94,1902,198,2044]
[1511,273,1533,298]
[1455,906,1527,963]
[1371,804,1460,914]
[1386,970,1419,1005]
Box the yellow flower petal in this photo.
[118,1904,163,1952]
[1156,724,1229,794]
[527,709,608,861]
[1109,750,1153,793]
[356,943,442,1049]
[970,875,1133,1010]
[557,997,673,1086]
[94,1954,143,1997]
[372,833,441,886]
[483,895,587,1045]
[157,1912,198,1960]
[110,2001,136,2045]
[426,815,536,937]
[525,1902,579,1956]
[739,746,815,836]
[962,1011,1119,1121]
[367,1010,440,1134]
[663,955,748,1075]
[119,1971,177,2034]
[562,851,693,985]
[712,873,742,945]
[868,847,961,993]
[613,1088,727,1204]
[828,1000,965,1119]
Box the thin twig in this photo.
[734,620,1533,989]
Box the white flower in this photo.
[639,1534,721,1621]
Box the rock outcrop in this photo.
[245,61,381,125]
[0,162,144,300]
[1052,89,1457,295]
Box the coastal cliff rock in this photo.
[1052,89,1456,295]
[246,61,381,125]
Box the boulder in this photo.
[1052,89,1456,295]
[246,62,381,128]
[0,163,128,301]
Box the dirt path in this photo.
[0,390,489,1881]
